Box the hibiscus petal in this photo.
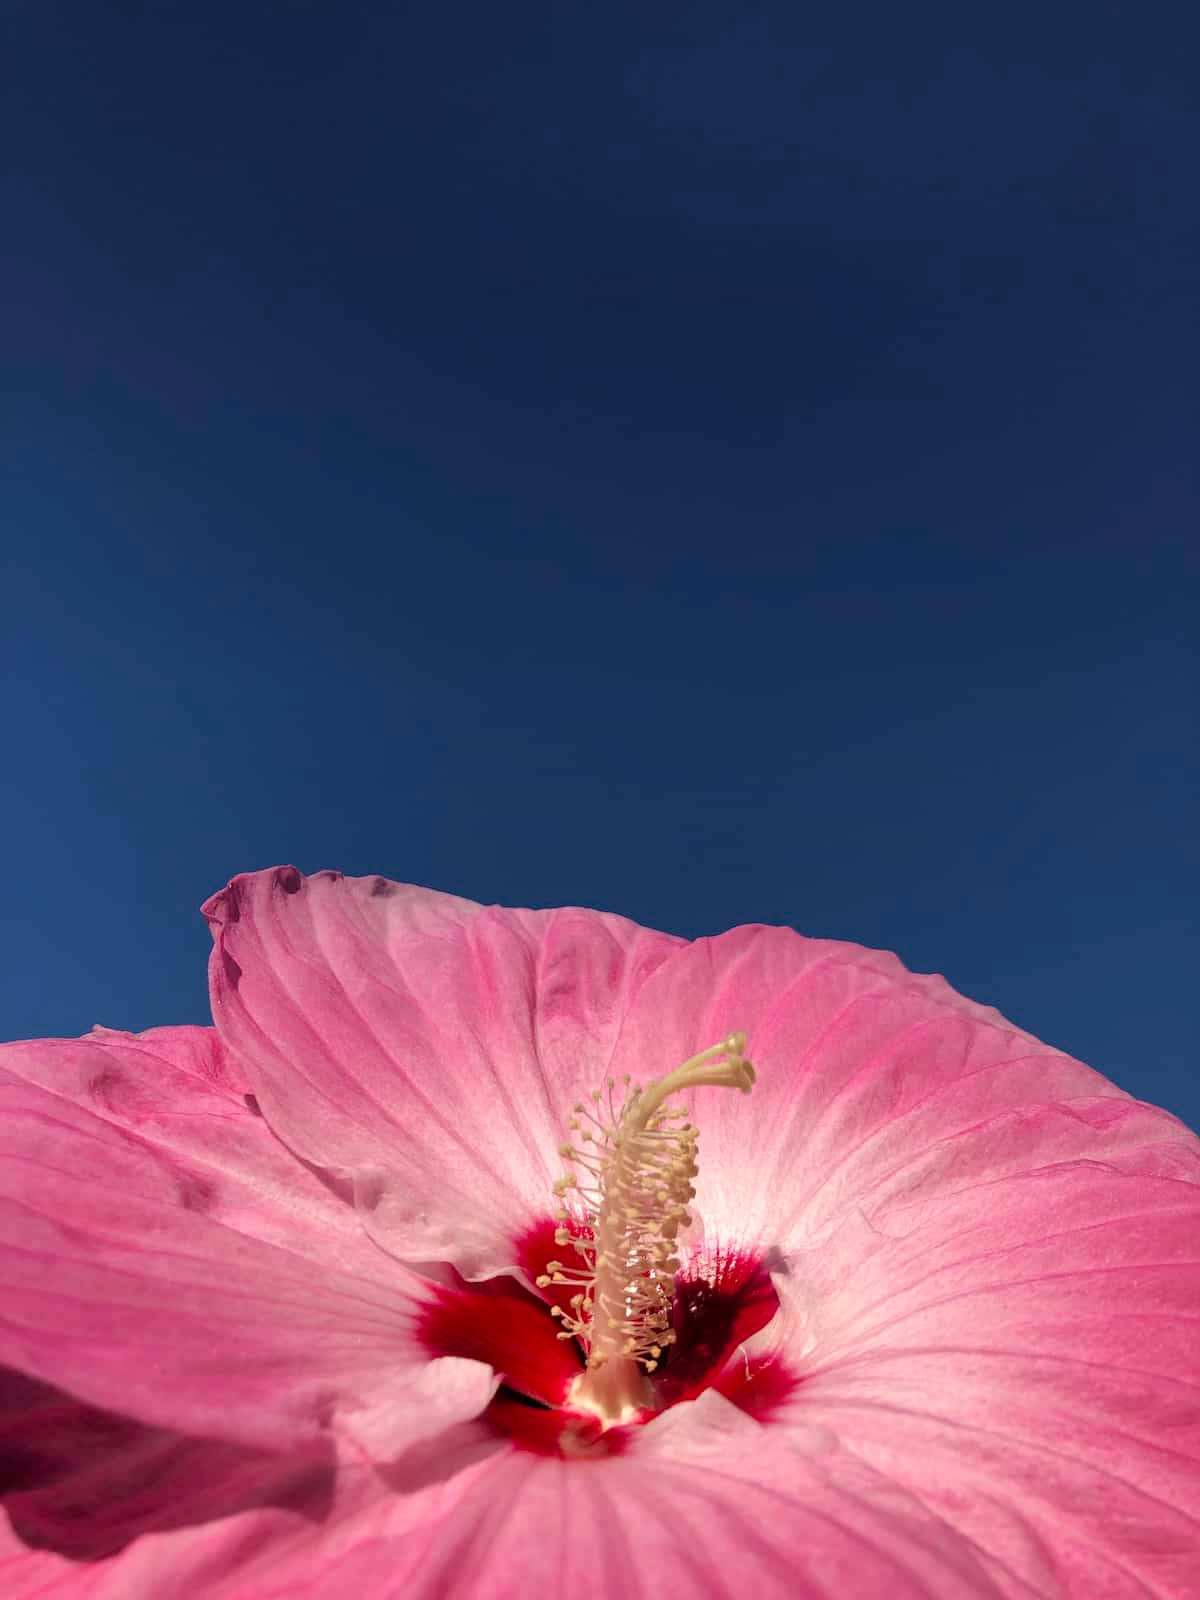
[255,1406,1023,1599]
[554,919,1193,1256]
[204,867,681,1277]
[0,1031,493,1453]
[740,1171,1200,1591]
[621,926,1200,1591]
[0,1365,334,1563]
[358,1386,1194,1600]
[1,1366,504,1600]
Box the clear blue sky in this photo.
[4,4,1197,1129]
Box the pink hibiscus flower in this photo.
[2,866,1198,1597]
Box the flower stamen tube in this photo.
[539,1032,756,1426]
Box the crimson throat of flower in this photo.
[538,1032,756,1427]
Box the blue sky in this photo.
[4,3,1196,1128]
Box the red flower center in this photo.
[419,1219,797,1456]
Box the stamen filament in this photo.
[541,1032,755,1426]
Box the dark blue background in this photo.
[4,4,1196,1128]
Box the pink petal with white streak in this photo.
[204,867,681,1278]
